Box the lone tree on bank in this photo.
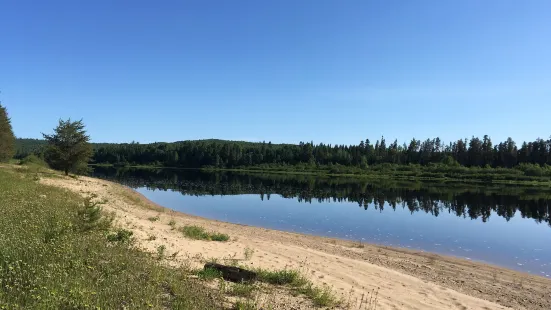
[0,104,16,162]
[43,119,92,175]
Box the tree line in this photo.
[86,136,550,169]
[8,107,551,172]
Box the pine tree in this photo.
[0,104,16,162]
[43,119,93,175]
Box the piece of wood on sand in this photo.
[204,262,257,283]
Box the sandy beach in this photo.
[41,175,551,310]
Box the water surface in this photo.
[93,167,551,277]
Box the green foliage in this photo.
[0,104,16,162]
[256,269,303,285]
[255,268,338,307]
[168,219,177,229]
[156,245,166,260]
[179,225,230,242]
[148,215,160,222]
[196,267,222,281]
[210,232,231,241]
[43,119,93,175]
[297,282,337,307]
[19,154,48,167]
[15,135,551,180]
[76,195,113,232]
[106,229,134,243]
[88,136,551,170]
[14,138,48,159]
[0,168,222,309]
[244,247,255,260]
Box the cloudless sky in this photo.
[1,0,550,145]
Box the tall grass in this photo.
[0,168,222,309]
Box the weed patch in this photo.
[196,267,222,281]
[255,268,339,307]
[179,225,230,242]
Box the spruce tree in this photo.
[0,104,16,162]
[43,119,92,175]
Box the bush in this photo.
[19,154,48,167]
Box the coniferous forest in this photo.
[15,136,551,182]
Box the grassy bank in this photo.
[0,167,222,309]
[90,162,551,186]
[201,163,551,187]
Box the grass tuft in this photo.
[255,268,339,307]
[148,215,160,222]
[196,267,222,281]
[244,247,255,260]
[168,219,177,229]
[228,283,256,297]
[256,269,303,285]
[179,225,230,242]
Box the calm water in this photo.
[93,167,551,277]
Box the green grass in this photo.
[256,269,304,285]
[297,282,337,307]
[8,159,20,164]
[255,268,339,307]
[202,163,551,187]
[0,167,222,309]
[228,283,256,297]
[232,300,257,310]
[179,225,230,242]
[196,267,222,281]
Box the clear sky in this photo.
[1,0,550,145]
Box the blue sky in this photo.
[1,0,550,145]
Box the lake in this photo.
[93,167,551,277]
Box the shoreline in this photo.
[129,186,539,277]
[89,164,551,187]
[42,174,551,310]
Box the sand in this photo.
[41,175,551,310]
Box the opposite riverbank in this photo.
[89,163,551,187]
[39,169,551,309]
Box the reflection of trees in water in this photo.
[93,167,551,227]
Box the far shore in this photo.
[39,172,551,310]
[89,163,551,187]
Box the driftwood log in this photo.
[204,263,257,283]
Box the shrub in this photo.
[76,195,113,232]
[107,229,133,243]
[19,154,48,167]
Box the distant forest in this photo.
[16,136,551,170]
